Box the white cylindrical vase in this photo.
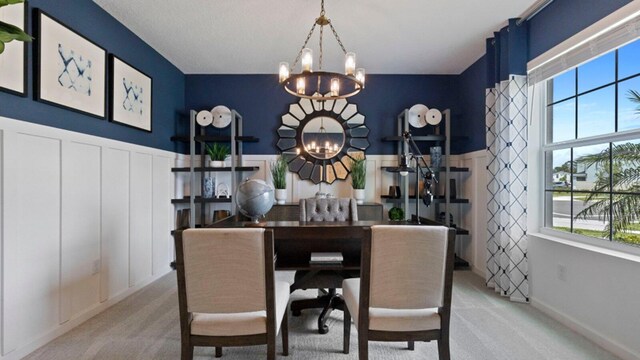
[353,189,365,205]
[275,189,287,205]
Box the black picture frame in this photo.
[109,54,153,132]
[0,1,28,97]
[33,9,107,119]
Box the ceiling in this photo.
[93,0,536,75]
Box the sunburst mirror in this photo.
[277,95,370,184]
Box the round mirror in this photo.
[277,95,370,184]
[301,117,345,160]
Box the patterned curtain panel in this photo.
[486,76,528,302]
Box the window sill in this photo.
[532,230,640,263]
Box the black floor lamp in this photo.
[389,131,438,224]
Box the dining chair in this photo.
[342,225,456,360]
[174,228,290,360]
[290,197,358,334]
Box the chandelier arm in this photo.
[319,22,324,70]
[291,22,318,69]
[328,22,348,55]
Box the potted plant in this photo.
[270,155,288,204]
[205,143,229,167]
[350,154,366,204]
[388,207,405,221]
[0,0,32,55]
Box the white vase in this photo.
[210,160,225,167]
[275,189,287,205]
[353,189,365,205]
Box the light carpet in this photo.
[25,271,618,360]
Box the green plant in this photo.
[0,0,32,54]
[349,154,366,189]
[205,143,229,161]
[270,156,288,189]
[388,207,404,221]
[571,89,640,241]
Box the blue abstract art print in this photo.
[110,55,152,132]
[35,10,106,118]
[57,44,93,96]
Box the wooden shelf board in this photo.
[382,135,445,142]
[171,166,259,172]
[380,195,470,204]
[381,166,469,172]
[170,135,259,143]
[171,197,232,204]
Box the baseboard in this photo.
[0,270,172,360]
[471,264,485,279]
[531,297,639,360]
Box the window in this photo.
[544,38,640,248]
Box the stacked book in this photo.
[310,252,343,265]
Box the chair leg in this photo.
[358,332,368,360]
[215,347,222,358]
[343,307,351,354]
[282,308,289,356]
[437,337,450,360]
[267,342,275,360]
[408,341,415,350]
[181,341,193,360]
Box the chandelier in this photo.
[304,117,340,158]
[278,0,365,101]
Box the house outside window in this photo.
[543,38,640,247]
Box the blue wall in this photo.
[0,0,185,153]
[456,56,487,154]
[185,74,460,154]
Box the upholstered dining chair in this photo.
[291,197,358,334]
[174,228,290,360]
[342,225,456,360]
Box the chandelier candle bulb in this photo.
[296,77,306,94]
[279,62,290,83]
[356,68,365,88]
[345,52,356,75]
[301,48,313,72]
[330,78,340,96]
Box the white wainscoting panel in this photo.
[60,141,102,324]
[2,132,61,355]
[129,153,153,287]
[458,150,488,276]
[152,155,172,276]
[101,148,131,302]
[0,116,177,360]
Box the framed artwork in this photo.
[0,1,27,96]
[34,9,107,118]
[109,55,152,132]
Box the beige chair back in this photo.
[300,198,358,222]
[182,228,266,314]
[369,225,449,309]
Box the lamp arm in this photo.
[402,131,438,183]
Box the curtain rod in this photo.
[516,0,554,25]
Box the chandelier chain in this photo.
[291,22,317,69]
[329,22,348,55]
[319,23,324,70]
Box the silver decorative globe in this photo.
[235,179,275,223]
